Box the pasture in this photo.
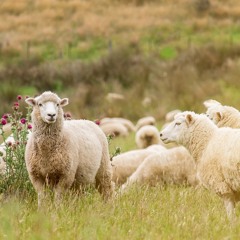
[0,128,240,240]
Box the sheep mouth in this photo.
[161,138,169,143]
[45,118,56,123]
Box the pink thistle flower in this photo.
[17,95,22,100]
[1,118,7,125]
[27,124,32,129]
[13,102,19,107]
[94,119,101,125]
[2,114,8,119]
[20,118,26,124]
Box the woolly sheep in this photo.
[111,144,166,185]
[165,109,182,123]
[160,111,240,219]
[135,116,156,131]
[204,99,240,128]
[100,117,135,132]
[120,146,198,193]
[135,125,164,149]
[106,93,125,103]
[100,122,129,137]
[0,123,11,144]
[25,91,114,208]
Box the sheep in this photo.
[100,117,135,132]
[165,109,182,123]
[100,122,129,137]
[120,146,198,193]
[111,144,166,185]
[25,91,114,208]
[160,111,240,219]
[135,116,156,131]
[135,125,164,149]
[203,99,240,128]
[106,93,125,103]
[0,123,12,144]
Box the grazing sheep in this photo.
[160,111,240,219]
[135,125,164,149]
[0,144,6,175]
[100,122,129,137]
[111,145,166,185]
[106,93,125,103]
[165,109,182,123]
[100,117,135,132]
[135,116,156,131]
[120,146,198,193]
[25,91,114,208]
[204,99,240,128]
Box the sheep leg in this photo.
[223,197,236,220]
[54,176,74,205]
[95,168,114,201]
[30,175,47,210]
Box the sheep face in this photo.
[160,112,195,144]
[26,92,69,124]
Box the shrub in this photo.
[0,95,34,196]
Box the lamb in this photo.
[120,146,198,193]
[160,111,240,219]
[135,116,156,131]
[111,144,166,185]
[135,125,164,149]
[25,91,114,208]
[203,99,240,128]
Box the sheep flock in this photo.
[2,92,240,220]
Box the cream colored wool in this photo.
[100,117,135,132]
[120,146,198,193]
[111,144,166,185]
[135,116,156,131]
[25,91,114,208]
[160,111,240,219]
[204,99,240,128]
[135,125,164,149]
[100,122,129,137]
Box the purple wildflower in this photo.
[1,118,7,125]
[20,118,26,124]
[27,124,32,129]
[17,95,22,100]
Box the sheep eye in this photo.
[38,103,42,107]
[56,103,60,107]
[175,122,181,126]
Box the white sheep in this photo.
[135,125,164,149]
[100,117,135,132]
[135,116,156,131]
[100,122,129,137]
[120,146,198,193]
[111,144,166,185]
[25,91,114,208]
[203,99,240,128]
[160,111,240,219]
[165,109,182,123]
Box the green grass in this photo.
[1,185,240,240]
[0,133,239,239]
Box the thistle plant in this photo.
[0,95,34,195]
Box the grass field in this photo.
[0,132,240,240]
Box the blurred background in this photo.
[1,0,240,122]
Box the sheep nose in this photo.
[160,133,163,137]
[48,113,56,118]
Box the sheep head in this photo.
[26,91,69,124]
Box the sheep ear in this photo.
[186,114,193,124]
[203,99,221,108]
[216,112,222,121]
[60,98,69,107]
[25,98,36,106]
